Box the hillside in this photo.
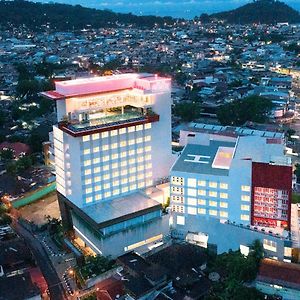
[201,0,300,24]
[0,0,175,30]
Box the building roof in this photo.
[81,192,162,228]
[0,142,30,157]
[171,140,236,176]
[257,258,300,289]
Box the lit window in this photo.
[241,214,249,221]
[188,178,197,188]
[241,195,250,202]
[188,207,197,215]
[120,152,127,158]
[209,191,217,197]
[129,158,135,164]
[121,161,127,167]
[137,157,144,163]
[111,143,117,149]
[130,184,137,190]
[121,169,128,176]
[209,200,217,207]
[95,186,101,192]
[220,183,228,189]
[146,179,152,186]
[113,180,119,187]
[198,199,206,205]
[93,158,100,164]
[129,176,136,182]
[103,165,109,171]
[220,211,228,218]
[188,198,197,206]
[136,125,143,131]
[95,195,101,201]
[220,202,228,208]
[198,190,206,196]
[241,205,250,211]
[103,155,109,162]
[144,136,151,142]
[103,183,110,189]
[146,163,152,169]
[111,130,118,136]
[119,128,126,134]
[129,167,136,173]
[93,147,99,153]
[84,169,91,176]
[111,153,119,160]
[112,163,118,169]
[86,197,93,203]
[101,132,108,138]
[145,123,152,129]
[113,189,120,196]
[209,210,218,216]
[113,171,119,178]
[145,146,152,152]
[104,191,111,198]
[198,180,206,187]
[209,182,218,188]
[146,172,152,178]
[188,188,197,197]
[263,239,277,252]
[102,145,109,151]
[198,208,206,215]
[138,182,145,188]
[128,126,135,133]
[120,141,127,147]
[128,140,135,146]
[137,137,143,144]
[137,165,144,171]
[145,154,151,161]
[83,149,90,155]
[122,187,129,193]
[82,136,90,142]
[85,188,92,194]
[92,133,99,140]
[177,216,185,225]
[129,149,135,156]
[241,185,251,192]
[220,193,228,199]
[84,160,91,167]
[103,174,110,180]
[121,178,128,184]
[85,179,92,185]
[94,176,101,182]
[137,148,143,154]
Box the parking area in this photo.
[18,191,60,225]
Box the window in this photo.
[85,179,92,185]
[241,214,249,221]
[128,139,135,146]
[85,188,92,194]
[198,180,206,187]
[137,148,143,154]
[121,161,127,167]
[137,137,143,144]
[101,132,108,138]
[144,136,151,142]
[130,184,137,190]
[92,133,99,140]
[95,195,101,201]
[220,202,228,208]
[241,185,251,192]
[263,239,277,252]
[122,187,129,193]
[145,123,152,130]
[113,171,119,178]
[121,169,128,176]
[188,207,197,215]
[84,169,91,176]
[103,183,110,189]
[95,186,101,192]
[241,205,250,211]
[220,193,228,199]
[136,125,143,131]
[198,190,206,196]
[187,198,197,206]
[94,176,101,182]
[241,195,250,202]
[188,188,197,197]
[209,210,218,216]
[209,181,218,188]
[129,149,135,156]
[198,208,206,215]
[84,160,91,167]
[93,146,99,153]
[128,126,135,133]
[220,183,228,189]
[137,165,144,171]
[121,178,128,184]
[103,174,110,180]
[111,153,118,160]
[103,155,109,162]
[112,163,118,169]
[145,146,152,152]
[209,191,217,198]
[121,152,127,158]
[86,197,93,203]
[145,154,151,161]
[119,128,126,134]
[113,180,120,187]
[103,165,109,171]
[129,176,136,182]
[120,141,127,147]
[83,149,90,155]
[220,211,228,218]
[198,199,206,205]
[188,178,197,188]
[104,191,111,198]
[93,158,100,164]
[113,189,120,196]
[209,200,217,207]
[177,216,185,225]
[137,157,144,163]
[111,130,118,136]
[82,136,90,142]
[111,143,117,149]
[102,145,109,151]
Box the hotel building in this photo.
[42,73,173,257]
[170,134,293,261]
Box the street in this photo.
[12,221,67,300]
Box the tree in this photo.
[217,96,273,126]
[0,149,14,161]
[173,102,202,122]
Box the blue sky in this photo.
[33,0,300,18]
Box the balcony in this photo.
[58,111,159,137]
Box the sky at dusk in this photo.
[32,0,300,19]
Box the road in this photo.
[12,221,67,300]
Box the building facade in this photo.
[42,74,173,257]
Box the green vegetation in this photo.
[292,193,300,204]
[173,102,202,122]
[6,155,34,175]
[294,164,300,183]
[202,0,300,24]
[205,240,264,300]
[0,0,175,31]
[217,96,273,126]
[0,204,12,226]
[77,255,115,281]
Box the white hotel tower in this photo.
[42,73,173,257]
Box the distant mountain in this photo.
[0,0,175,31]
[200,0,300,24]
